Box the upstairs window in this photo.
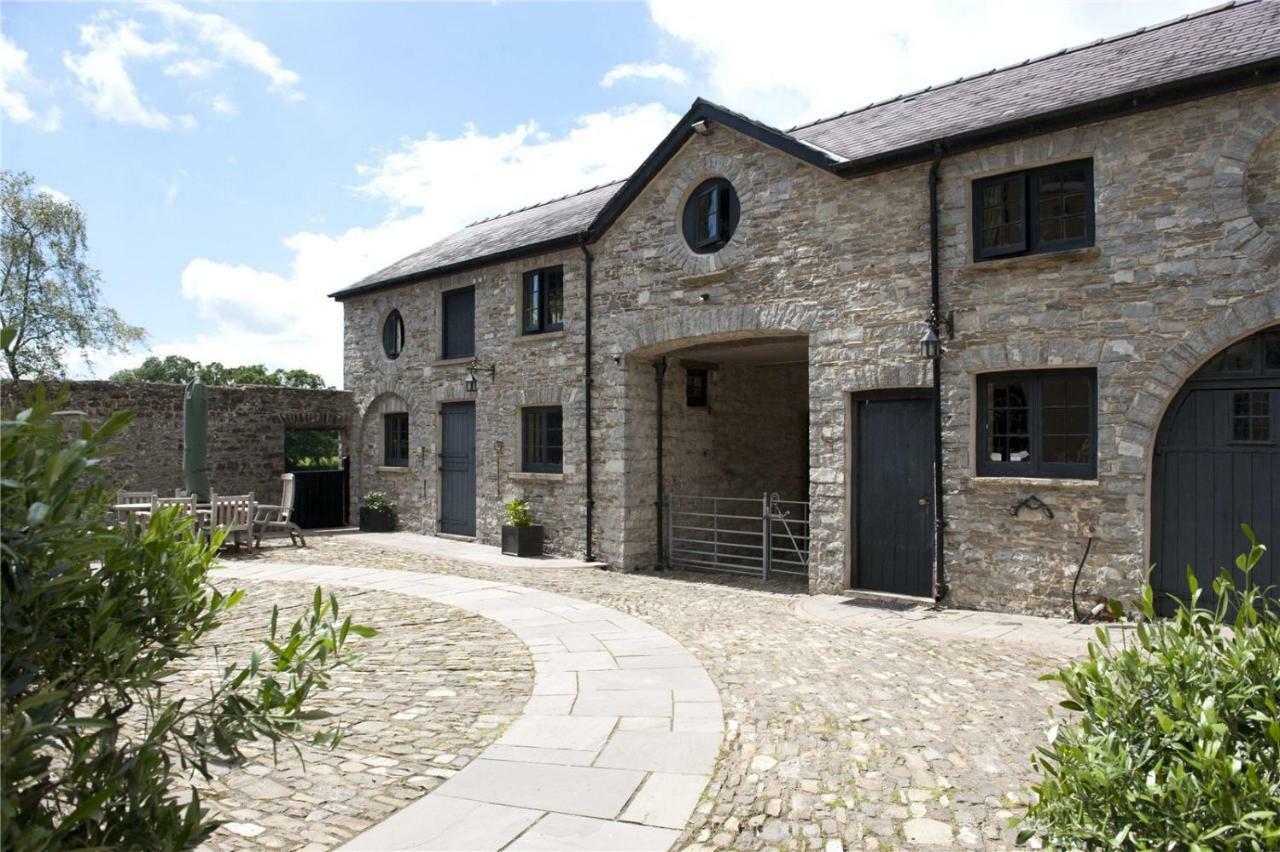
[973,159,1094,261]
[522,266,564,335]
[682,178,739,253]
[522,406,563,473]
[382,309,404,359]
[1232,391,1272,444]
[441,286,475,360]
[686,368,708,407]
[384,412,409,467]
[977,369,1097,479]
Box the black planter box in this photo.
[359,506,397,532]
[501,524,544,557]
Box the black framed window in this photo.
[382,309,404,359]
[977,369,1097,479]
[973,159,1093,261]
[686,368,708,407]
[441,286,475,360]
[682,177,739,253]
[522,266,564,335]
[1232,391,1272,443]
[522,406,563,473]
[383,412,409,467]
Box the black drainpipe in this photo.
[654,356,667,568]
[928,144,948,603]
[580,239,595,562]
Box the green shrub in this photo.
[1020,526,1280,850]
[1,386,376,850]
[362,490,396,513]
[504,498,533,527]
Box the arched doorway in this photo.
[1151,325,1280,612]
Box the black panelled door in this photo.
[1152,326,1279,614]
[854,392,935,596]
[439,402,476,536]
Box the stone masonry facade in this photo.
[341,81,1280,616]
[2,381,353,503]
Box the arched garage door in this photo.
[1151,325,1279,613]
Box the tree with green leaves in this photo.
[1,171,144,381]
[0,374,375,849]
[108,355,329,389]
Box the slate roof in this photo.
[332,1,1280,299]
[789,0,1280,164]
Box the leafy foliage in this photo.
[361,491,396,513]
[1020,526,1280,850]
[0,382,375,850]
[504,498,534,528]
[108,354,328,389]
[284,430,340,471]
[0,171,145,381]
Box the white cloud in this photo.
[146,0,303,102]
[93,104,679,386]
[647,0,1215,128]
[63,13,181,130]
[210,93,238,115]
[164,57,221,79]
[0,33,61,130]
[600,61,689,88]
[36,185,72,204]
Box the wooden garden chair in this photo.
[135,495,199,533]
[114,490,157,525]
[254,474,306,548]
[208,493,256,551]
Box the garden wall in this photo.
[2,381,354,504]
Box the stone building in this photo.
[333,2,1280,616]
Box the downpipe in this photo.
[580,239,595,562]
[928,144,949,604]
[654,356,667,570]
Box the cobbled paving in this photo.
[175,578,533,851]
[226,538,1073,850]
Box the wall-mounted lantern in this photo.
[464,358,496,393]
[919,311,955,360]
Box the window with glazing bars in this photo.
[973,159,1093,260]
[977,369,1097,479]
[384,412,409,467]
[522,267,564,335]
[522,406,563,473]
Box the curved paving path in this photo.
[218,561,723,851]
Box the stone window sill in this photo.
[376,466,413,474]
[967,475,1099,488]
[510,471,564,483]
[958,245,1101,275]
[433,356,474,367]
[513,330,567,345]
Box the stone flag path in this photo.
[218,561,723,851]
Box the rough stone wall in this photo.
[341,80,1280,615]
[1,381,353,503]
[341,247,588,553]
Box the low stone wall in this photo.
[2,381,354,505]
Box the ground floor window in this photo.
[384,412,409,467]
[522,406,562,473]
[977,368,1096,479]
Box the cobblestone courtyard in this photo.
[179,579,533,850]
[217,536,1074,850]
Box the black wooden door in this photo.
[854,392,934,596]
[1152,373,1279,614]
[439,402,476,536]
[291,468,348,529]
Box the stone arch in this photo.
[1246,120,1280,245]
[618,303,822,357]
[1207,103,1279,265]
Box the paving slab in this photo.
[507,813,681,851]
[594,729,724,774]
[342,795,542,851]
[621,773,714,830]
[435,758,645,819]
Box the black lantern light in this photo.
[919,311,955,359]
[465,358,495,393]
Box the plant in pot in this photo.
[501,498,543,557]
[358,491,397,532]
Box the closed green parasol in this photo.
[183,377,211,501]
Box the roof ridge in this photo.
[465,178,627,228]
[786,0,1249,134]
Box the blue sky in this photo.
[2,0,1209,386]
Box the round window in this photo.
[382,309,404,359]
[682,177,739,254]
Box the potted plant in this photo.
[358,491,397,532]
[500,498,543,557]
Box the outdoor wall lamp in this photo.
[919,311,955,360]
[464,359,495,393]
[691,119,711,136]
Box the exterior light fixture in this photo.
[919,311,955,360]
[464,358,495,393]
[691,119,711,136]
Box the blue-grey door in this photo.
[1152,326,1279,614]
[853,391,934,596]
[439,402,476,536]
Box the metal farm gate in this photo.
[666,493,810,579]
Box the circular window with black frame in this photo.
[682,177,739,254]
[382,309,405,359]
